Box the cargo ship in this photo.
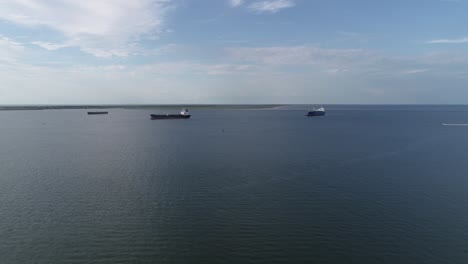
[306,107,325,116]
[150,109,191,120]
[88,111,108,115]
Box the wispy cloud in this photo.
[0,0,172,57]
[337,31,362,38]
[2,42,468,104]
[427,37,468,44]
[229,0,245,7]
[31,41,69,51]
[227,46,375,67]
[0,36,24,64]
[402,69,428,74]
[0,60,267,104]
[324,68,349,74]
[0,36,23,52]
[225,45,468,80]
[421,51,468,64]
[248,0,295,13]
[336,31,370,43]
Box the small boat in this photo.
[88,111,108,115]
[306,107,325,117]
[442,123,468,126]
[150,109,191,120]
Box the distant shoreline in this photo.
[1,104,467,111]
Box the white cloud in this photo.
[0,0,172,57]
[227,46,375,67]
[229,0,245,7]
[324,68,349,74]
[428,37,468,44]
[248,0,295,13]
[421,51,468,64]
[337,31,369,43]
[226,45,465,80]
[2,41,468,104]
[31,41,69,51]
[402,69,428,74]
[0,61,267,104]
[0,36,24,64]
[0,36,23,52]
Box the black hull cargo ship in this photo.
[306,107,325,117]
[151,109,191,120]
[88,111,108,115]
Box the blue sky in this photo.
[1,0,468,104]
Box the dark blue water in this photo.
[1,105,468,263]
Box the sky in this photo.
[1,0,468,104]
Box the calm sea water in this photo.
[1,105,468,263]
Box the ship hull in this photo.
[88,111,108,115]
[150,114,191,120]
[306,112,325,116]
